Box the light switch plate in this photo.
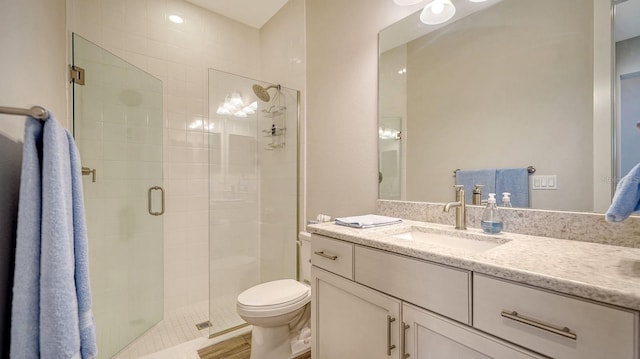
[532,175,557,190]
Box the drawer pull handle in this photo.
[401,322,410,358]
[501,310,577,340]
[314,251,338,260]
[387,315,396,355]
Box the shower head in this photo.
[252,84,281,102]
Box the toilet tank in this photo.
[298,232,312,284]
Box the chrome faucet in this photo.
[443,185,467,230]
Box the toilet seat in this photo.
[237,279,311,318]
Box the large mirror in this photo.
[379,0,640,213]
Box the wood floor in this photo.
[198,333,311,359]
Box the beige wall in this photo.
[306,0,421,222]
[404,0,594,211]
[0,0,68,139]
[0,0,67,350]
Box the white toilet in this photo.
[236,232,312,359]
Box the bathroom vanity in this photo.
[307,221,640,359]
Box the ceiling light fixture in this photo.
[420,0,456,25]
[169,15,184,24]
[216,93,258,118]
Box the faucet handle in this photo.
[453,184,464,192]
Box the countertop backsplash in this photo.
[377,200,640,249]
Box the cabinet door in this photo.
[403,303,543,359]
[312,266,402,359]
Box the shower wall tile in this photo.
[70,0,260,312]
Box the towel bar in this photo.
[0,105,49,121]
[454,166,536,177]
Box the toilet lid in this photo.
[238,279,309,307]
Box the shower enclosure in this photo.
[72,34,164,358]
[208,69,299,336]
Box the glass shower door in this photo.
[379,117,402,200]
[72,34,164,358]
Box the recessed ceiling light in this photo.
[169,15,184,24]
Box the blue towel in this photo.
[11,117,97,358]
[495,168,529,208]
[455,169,496,204]
[606,163,640,222]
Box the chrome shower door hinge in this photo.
[70,65,85,85]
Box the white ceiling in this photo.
[185,0,289,28]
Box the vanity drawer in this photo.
[354,245,471,324]
[473,274,639,359]
[311,234,354,279]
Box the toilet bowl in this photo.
[236,232,312,359]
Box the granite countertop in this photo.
[307,220,640,312]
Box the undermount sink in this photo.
[392,229,509,253]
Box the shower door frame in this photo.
[71,33,165,358]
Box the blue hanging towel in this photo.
[11,117,97,358]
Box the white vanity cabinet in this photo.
[311,234,541,358]
[311,232,640,359]
[311,266,402,359]
[402,302,543,359]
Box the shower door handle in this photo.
[148,186,165,216]
[82,166,96,182]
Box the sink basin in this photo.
[392,229,508,253]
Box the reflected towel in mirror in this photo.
[495,168,529,208]
[606,163,640,222]
[455,169,496,204]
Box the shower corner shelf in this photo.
[265,143,286,150]
[262,128,287,137]
[262,105,287,118]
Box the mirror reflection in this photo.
[379,0,639,213]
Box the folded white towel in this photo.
[335,214,402,228]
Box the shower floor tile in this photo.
[113,299,244,359]
[209,295,245,335]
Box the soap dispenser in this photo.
[481,193,503,234]
[472,185,485,205]
[501,192,512,208]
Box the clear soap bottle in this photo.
[481,193,503,234]
[501,192,512,208]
